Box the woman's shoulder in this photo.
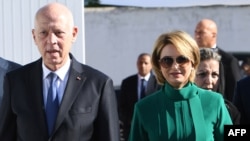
[197,87,224,103]
[135,90,163,108]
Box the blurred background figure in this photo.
[240,57,250,77]
[194,18,242,102]
[195,48,240,124]
[118,53,161,141]
[0,57,21,108]
[233,65,250,124]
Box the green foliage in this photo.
[85,0,100,7]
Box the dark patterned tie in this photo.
[45,73,59,136]
[140,79,146,99]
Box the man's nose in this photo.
[47,33,57,44]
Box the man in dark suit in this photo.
[194,18,242,102]
[233,76,250,124]
[0,2,119,141]
[0,57,21,108]
[118,53,161,141]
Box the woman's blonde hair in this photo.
[151,30,200,85]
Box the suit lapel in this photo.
[132,75,139,101]
[146,75,154,94]
[146,74,158,94]
[54,57,86,132]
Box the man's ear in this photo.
[72,26,78,42]
[32,29,37,45]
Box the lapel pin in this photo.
[76,76,81,80]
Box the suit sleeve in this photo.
[0,74,17,141]
[233,78,250,124]
[92,78,120,141]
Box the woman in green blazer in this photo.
[128,30,232,141]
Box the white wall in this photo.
[85,6,250,86]
[0,0,85,64]
[2,3,250,87]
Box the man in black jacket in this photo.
[118,53,161,141]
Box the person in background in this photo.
[194,18,242,102]
[0,2,119,141]
[240,57,250,77]
[128,30,232,141]
[233,72,250,124]
[119,53,161,141]
[195,48,240,124]
[0,57,21,108]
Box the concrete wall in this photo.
[2,3,250,87]
[85,5,250,86]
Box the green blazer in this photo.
[129,82,232,141]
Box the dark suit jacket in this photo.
[233,76,250,124]
[217,47,242,101]
[0,54,120,141]
[0,57,21,108]
[118,73,161,141]
[224,99,241,125]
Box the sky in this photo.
[100,0,250,7]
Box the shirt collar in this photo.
[200,44,216,49]
[211,44,217,49]
[138,72,151,81]
[42,57,71,80]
